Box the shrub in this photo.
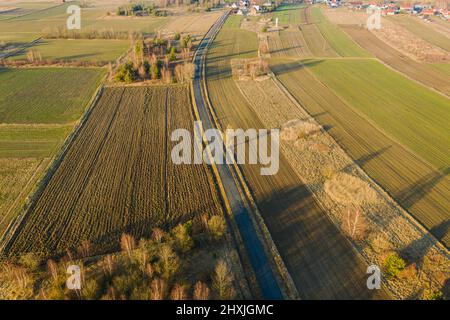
[172,222,194,252]
[261,26,268,33]
[115,61,137,83]
[174,33,181,41]
[19,252,42,272]
[158,244,179,280]
[384,253,406,278]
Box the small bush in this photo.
[115,61,137,83]
[207,215,226,241]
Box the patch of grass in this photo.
[310,7,369,57]
[0,67,105,124]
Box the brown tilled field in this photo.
[5,86,224,256]
[341,25,450,96]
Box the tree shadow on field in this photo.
[270,59,324,76]
[269,44,306,56]
[252,182,389,299]
[342,146,391,172]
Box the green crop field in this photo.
[9,39,128,62]
[305,59,450,169]
[271,57,450,246]
[0,67,104,123]
[387,15,450,52]
[310,7,369,57]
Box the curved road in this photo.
[192,12,284,300]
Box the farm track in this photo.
[272,60,450,247]
[206,15,386,299]
[4,85,224,256]
[342,25,450,96]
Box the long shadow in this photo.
[396,167,449,211]
[270,59,324,76]
[343,146,391,172]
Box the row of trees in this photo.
[42,27,140,40]
[0,214,233,300]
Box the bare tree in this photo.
[77,239,91,258]
[158,244,179,279]
[120,233,136,257]
[212,260,235,299]
[47,259,58,281]
[150,278,166,300]
[193,281,210,300]
[341,207,366,241]
[170,283,187,300]
[101,255,116,277]
[152,227,165,243]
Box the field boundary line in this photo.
[270,70,450,258]
[197,14,299,300]
[0,75,107,255]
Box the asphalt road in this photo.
[192,13,284,300]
